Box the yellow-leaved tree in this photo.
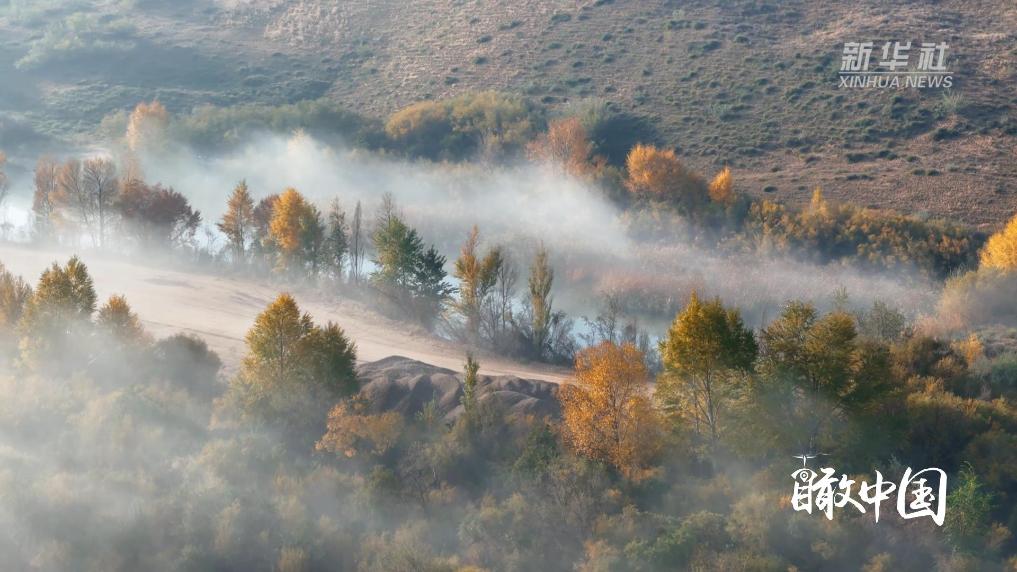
[218,180,255,264]
[559,341,662,479]
[453,225,502,342]
[97,294,149,346]
[269,188,324,274]
[223,293,357,439]
[707,167,734,206]
[656,292,757,448]
[126,100,169,153]
[18,257,97,372]
[124,100,169,182]
[316,396,405,458]
[625,143,706,210]
[980,213,1017,272]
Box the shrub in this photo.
[384,92,539,160]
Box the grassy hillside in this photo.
[1,0,1015,226]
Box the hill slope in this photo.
[0,242,571,383]
[0,0,1015,226]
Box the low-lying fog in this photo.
[2,130,937,337]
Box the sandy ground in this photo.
[0,243,571,383]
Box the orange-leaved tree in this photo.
[559,341,662,479]
[527,117,599,178]
[316,396,405,458]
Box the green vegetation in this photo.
[369,199,453,328]
[16,11,136,69]
[171,100,384,153]
[2,1,1013,225]
[383,91,540,161]
[728,189,981,278]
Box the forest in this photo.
[0,92,1016,571]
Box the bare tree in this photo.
[202,225,220,259]
[32,157,59,243]
[56,159,92,246]
[0,152,8,213]
[376,192,398,228]
[82,157,119,248]
[54,157,119,248]
[483,252,518,342]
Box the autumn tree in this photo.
[625,144,706,210]
[127,100,169,152]
[252,193,280,260]
[0,263,31,355]
[980,213,1017,272]
[707,167,735,206]
[269,188,324,275]
[32,157,59,242]
[94,295,153,376]
[18,257,97,370]
[385,100,454,160]
[656,292,757,446]
[453,225,502,342]
[21,257,96,323]
[462,352,481,419]
[385,92,536,160]
[118,179,201,249]
[559,341,662,479]
[527,117,598,178]
[217,180,255,264]
[756,301,893,456]
[226,293,357,437]
[528,244,554,358]
[0,263,31,328]
[241,293,312,385]
[124,100,169,180]
[317,396,405,458]
[268,188,308,262]
[97,294,148,346]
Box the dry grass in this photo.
[2,0,1016,226]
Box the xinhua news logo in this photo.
[839,41,952,89]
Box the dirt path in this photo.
[0,243,571,383]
